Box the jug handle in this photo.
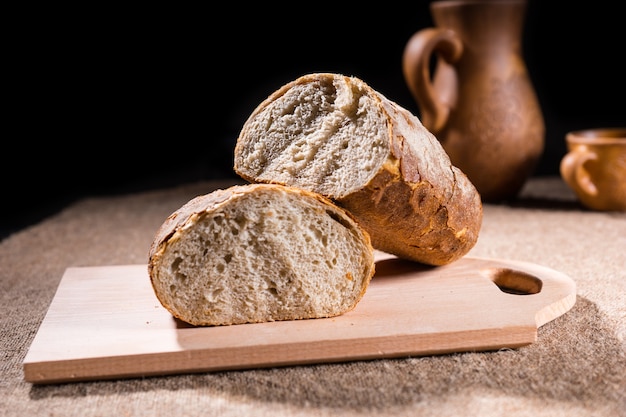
[560,146,599,198]
[402,28,463,134]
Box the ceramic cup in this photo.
[560,128,626,211]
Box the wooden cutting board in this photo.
[23,252,576,384]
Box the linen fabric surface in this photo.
[1,177,624,417]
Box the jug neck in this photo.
[431,0,526,51]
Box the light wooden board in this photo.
[23,252,576,384]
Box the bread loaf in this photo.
[148,183,375,326]
[234,73,482,266]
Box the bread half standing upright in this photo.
[148,183,375,326]
[234,72,482,266]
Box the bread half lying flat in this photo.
[234,72,483,266]
[148,183,375,326]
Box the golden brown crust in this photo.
[337,88,482,265]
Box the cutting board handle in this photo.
[473,257,577,327]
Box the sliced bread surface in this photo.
[148,183,375,326]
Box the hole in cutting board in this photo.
[484,268,543,295]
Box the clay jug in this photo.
[403,0,544,202]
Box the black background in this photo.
[3,1,624,238]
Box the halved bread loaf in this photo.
[148,183,375,326]
[234,72,482,266]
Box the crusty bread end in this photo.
[234,73,482,266]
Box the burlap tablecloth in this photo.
[1,176,624,417]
